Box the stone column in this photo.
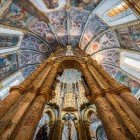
[91,60,140,118]
[15,94,47,140]
[77,120,86,140]
[81,63,128,140]
[0,64,53,139]
[0,60,49,119]
[54,120,63,140]
[15,62,60,140]
[84,120,92,140]
[48,121,55,140]
[86,61,140,139]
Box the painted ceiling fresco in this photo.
[0,0,140,94]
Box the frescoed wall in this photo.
[47,9,68,46]
[0,53,18,81]
[116,23,140,51]
[28,19,57,48]
[19,34,49,68]
[92,49,120,67]
[0,2,35,27]
[21,65,38,78]
[69,7,89,46]
[80,14,109,50]
[115,71,140,95]
[0,34,19,48]
[86,31,120,55]
[43,0,59,9]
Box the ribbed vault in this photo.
[0,0,140,95]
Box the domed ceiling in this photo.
[0,0,140,95]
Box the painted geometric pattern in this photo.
[28,19,57,48]
[18,50,46,68]
[0,2,35,28]
[20,34,51,55]
[86,31,120,55]
[116,24,140,51]
[0,53,18,81]
[80,14,109,49]
[21,65,38,78]
[92,49,120,67]
[47,9,68,46]
[69,7,89,47]
[102,64,119,78]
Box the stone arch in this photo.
[43,106,56,123]
[83,106,97,122]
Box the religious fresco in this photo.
[0,34,19,48]
[47,9,68,46]
[115,71,140,95]
[18,50,46,68]
[28,19,57,48]
[86,31,120,55]
[69,0,102,11]
[0,53,18,81]
[102,64,118,78]
[43,0,59,9]
[0,2,35,28]
[69,7,89,46]
[20,34,51,55]
[80,14,109,50]
[92,49,120,67]
[116,24,140,51]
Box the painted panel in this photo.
[28,19,57,48]
[0,2,35,27]
[22,65,38,78]
[70,0,102,11]
[69,7,89,46]
[43,0,59,9]
[0,34,19,48]
[18,50,46,68]
[115,71,140,95]
[80,14,108,49]
[20,34,51,54]
[86,31,120,55]
[47,9,68,46]
[117,24,140,51]
[0,53,18,81]
[92,49,120,67]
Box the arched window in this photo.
[120,51,140,79]
[107,2,129,17]
[0,72,24,100]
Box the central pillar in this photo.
[82,63,128,140]
[15,62,60,140]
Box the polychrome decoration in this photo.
[0,53,18,81]
[86,31,120,55]
[43,0,59,9]
[80,14,109,49]
[0,34,19,47]
[115,71,140,95]
[28,19,57,48]
[47,9,68,46]
[0,2,35,27]
[116,24,140,51]
[69,7,89,46]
